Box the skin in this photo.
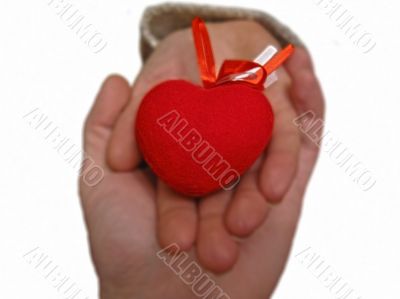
[79,21,325,299]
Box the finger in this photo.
[286,48,325,118]
[285,48,325,187]
[83,75,131,168]
[157,181,197,251]
[286,48,325,147]
[259,73,301,203]
[106,87,141,171]
[225,165,270,237]
[107,42,192,171]
[197,190,238,273]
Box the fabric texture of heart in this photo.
[135,79,274,196]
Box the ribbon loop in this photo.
[216,60,267,90]
[192,17,217,88]
[192,17,294,89]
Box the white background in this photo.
[1,0,399,298]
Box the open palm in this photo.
[79,21,324,299]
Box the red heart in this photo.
[136,80,274,196]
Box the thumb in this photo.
[83,75,131,168]
[107,36,198,171]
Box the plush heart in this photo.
[135,80,274,196]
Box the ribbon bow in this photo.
[192,17,294,90]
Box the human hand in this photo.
[79,20,324,298]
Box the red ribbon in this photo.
[192,17,294,90]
